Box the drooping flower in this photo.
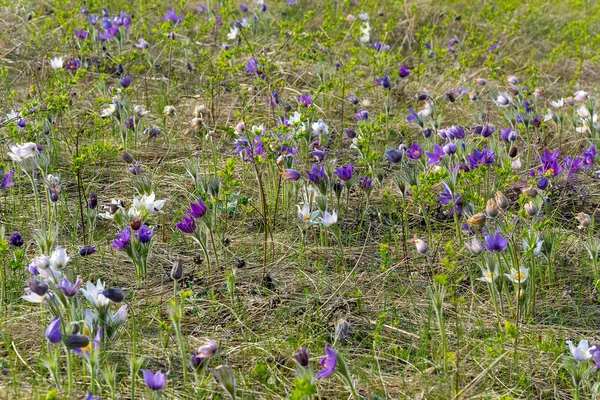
[74,327,102,356]
[281,169,301,181]
[175,215,196,234]
[45,318,62,344]
[111,227,132,251]
[385,148,403,164]
[142,369,167,391]
[483,230,508,253]
[466,236,485,255]
[58,277,83,297]
[120,75,132,88]
[293,348,310,367]
[495,93,512,107]
[315,347,337,379]
[79,245,97,256]
[310,149,326,162]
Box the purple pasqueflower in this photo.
[354,110,369,120]
[124,117,135,130]
[358,176,373,191]
[406,108,419,123]
[466,148,496,169]
[564,156,583,177]
[74,29,89,40]
[74,327,102,356]
[537,148,562,176]
[240,3,249,11]
[376,73,391,89]
[385,148,403,164]
[281,169,301,181]
[120,75,132,88]
[447,37,459,53]
[66,59,81,71]
[310,149,326,162]
[372,42,390,51]
[477,123,496,138]
[114,12,132,30]
[448,125,465,139]
[8,231,23,247]
[163,9,183,24]
[399,66,410,78]
[88,193,98,209]
[188,197,207,218]
[175,215,196,234]
[142,369,167,391]
[111,227,132,250]
[406,143,422,159]
[443,142,457,155]
[582,144,596,171]
[233,137,267,163]
[84,391,100,400]
[0,170,14,190]
[488,40,500,52]
[500,127,517,142]
[591,345,600,369]
[79,245,97,256]
[426,144,446,165]
[135,225,154,243]
[536,177,549,190]
[58,276,83,297]
[45,318,62,344]
[129,161,142,175]
[245,58,263,77]
[298,93,312,107]
[315,347,337,379]
[135,38,150,49]
[438,183,463,216]
[17,119,27,128]
[267,90,280,106]
[334,164,354,181]
[483,230,508,252]
[307,164,326,184]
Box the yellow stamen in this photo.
[303,215,309,221]
[514,273,525,281]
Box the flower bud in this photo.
[511,158,522,170]
[409,237,429,255]
[171,258,184,281]
[27,277,49,296]
[495,192,509,210]
[348,95,359,105]
[522,187,538,198]
[509,145,518,158]
[476,78,486,86]
[102,288,125,303]
[507,86,519,96]
[130,218,142,231]
[507,75,519,85]
[234,122,245,133]
[576,212,592,229]
[79,245,97,256]
[466,236,485,255]
[344,128,357,139]
[211,366,237,399]
[65,334,90,349]
[88,193,98,209]
[486,199,499,218]
[524,202,538,217]
[163,105,176,116]
[467,213,487,230]
[293,348,310,367]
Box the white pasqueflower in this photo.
[511,158,522,170]
[543,109,554,122]
[50,246,70,269]
[133,192,166,214]
[134,105,150,117]
[311,119,329,137]
[359,22,371,43]
[550,98,564,108]
[504,266,529,284]
[567,339,594,362]
[30,255,50,271]
[417,102,432,118]
[23,290,47,303]
[80,279,110,308]
[319,210,338,227]
[477,265,499,283]
[227,25,240,40]
[574,90,588,102]
[49,57,64,70]
[7,142,38,162]
[6,110,21,120]
[163,105,176,116]
[466,236,485,255]
[576,113,599,134]
[100,104,117,118]
[297,203,318,224]
[523,238,543,257]
[358,12,369,21]
[577,105,591,119]
[99,199,123,219]
[111,305,128,325]
[38,267,63,284]
[251,125,265,135]
[495,93,512,107]
[289,111,302,125]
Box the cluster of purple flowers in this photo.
[87,11,132,41]
[175,197,207,234]
[233,137,267,163]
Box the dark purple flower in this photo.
[45,318,62,344]
[537,149,562,176]
[372,42,390,51]
[532,117,541,127]
[234,137,267,163]
[188,198,207,218]
[500,127,517,142]
[443,142,457,155]
[315,347,337,379]
[376,73,391,90]
[281,169,301,181]
[480,124,496,137]
[88,193,98,209]
[536,177,549,190]
[334,164,354,181]
[310,149,326,162]
[406,143,422,159]
[114,12,132,30]
[142,369,167,391]
[8,231,23,247]
[582,144,596,171]
[447,37,459,53]
[240,3,249,12]
[399,66,410,78]
[354,110,369,120]
[176,215,196,234]
[564,156,583,177]
[164,9,183,24]
[307,164,326,184]
[438,183,463,216]
[488,41,501,52]
[129,161,142,175]
[358,176,373,191]
[58,277,83,297]
[245,58,263,77]
[66,59,81,71]
[17,119,27,128]
[135,225,154,243]
[483,230,508,252]
[426,144,446,165]
[120,75,132,88]
[385,149,403,164]
[111,227,131,250]
[298,94,312,107]
[75,29,89,40]
[0,170,14,190]
[102,288,125,303]
[79,245,97,256]
[293,348,310,367]
[406,108,419,123]
[449,125,465,139]
[267,90,280,106]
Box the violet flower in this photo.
[111,227,131,250]
[163,9,183,24]
[315,347,337,379]
[334,164,354,181]
[0,170,14,190]
[426,144,446,165]
[142,369,167,391]
[582,144,596,171]
[74,29,89,40]
[135,225,154,243]
[8,231,23,247]
[298,94,312,107]
[500,127,517,142]
[385,149,403,164]
[438,183,463,216]
[281,169,301,181]
[188,197,207,218]
[406,143,422,159]
[45,318,62,344]
[466,148,496,169]
[79,245,97,256]
[483,230,508,252]
[399,66,410,78]
[58,277,83,297]
[376,73,391,89]
[175,215,196,234]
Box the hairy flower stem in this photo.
[253,164,269,281]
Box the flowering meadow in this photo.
[3,0,600,399]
